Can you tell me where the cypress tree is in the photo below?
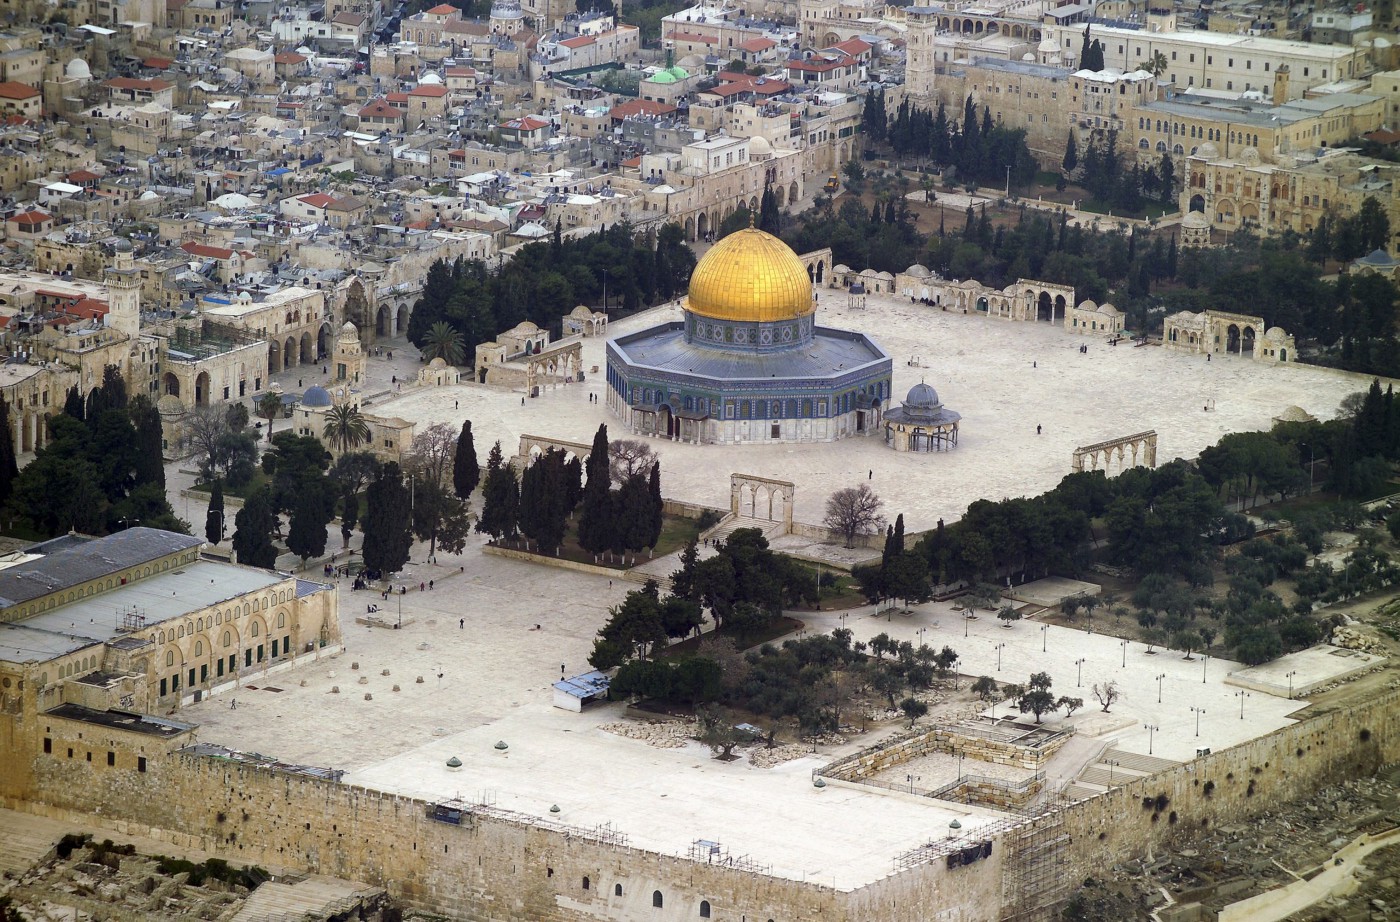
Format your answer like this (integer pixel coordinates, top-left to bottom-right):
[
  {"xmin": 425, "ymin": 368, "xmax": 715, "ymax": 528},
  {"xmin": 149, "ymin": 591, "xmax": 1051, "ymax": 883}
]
[
  {"xmin": 578, "ymin": 425, "xmax": 615, "ymax": 555},
  {"xmin": 362, "ymin": 462, "xmax": 413, "ymax": 574},
  {"xmin": 287, "ymin": 485, "xmax": 330, "ymax": 566},
  {"xmin": 453, "ymin": 420, "xmax": 480, "ymax": 499},
  {"xmin": 129, "ymin": 396, "xmax": 165, "ymax": 490},
  {"xmin": 340, "ymin": 481, "xmax": 358, "ymax": 547},
  {"xmin": 0, "ymin": 397, "xmax": 18, "ymax": 506},
  {"xmin": 647, "ymin": 462, "xmax": 663, "ymax": 548},
  {"xmin": 1062, "ymin": 130, "xmax": 1078, "ymax": 174},
  {"xmin": 205, "ymin": 479, "xmax": 225, "ymax": 544},
  {"xmin": 63, "ymin": 385, "xmax": 85, "ymax": 422},
  {"xmin": 232, "ymin": 487, "xmax": 278, "ymax": 569},
  {"xmin": 476, "ymin": 442, "xmax": 520, "ymax": 541}
]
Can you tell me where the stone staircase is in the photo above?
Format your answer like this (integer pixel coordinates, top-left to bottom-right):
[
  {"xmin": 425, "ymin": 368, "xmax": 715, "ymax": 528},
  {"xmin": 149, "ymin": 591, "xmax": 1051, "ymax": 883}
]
[
  {"xmin": 230, "ymin": 875, "xmax": 383, "ymax": 922},
  {"xmin": 1074, "ymin": 748, "xmax": 1181, "ymax": 791},
  {"xmin": 0, "ymin": 810, "xmax": 67, "ymax": 882},
  {"xmin": 701, "ymin": 514, "xmax": 787, "ymax": 544}
]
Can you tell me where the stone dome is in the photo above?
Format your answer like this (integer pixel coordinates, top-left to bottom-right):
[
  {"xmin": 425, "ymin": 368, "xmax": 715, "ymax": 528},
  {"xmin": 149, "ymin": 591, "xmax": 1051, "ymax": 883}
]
[
  {"xmin": 906, "ymin": 264, "xmax": 931, "ymax": 278},
  {"xmin": 427, "ymin": 356, "xmax": 448, "ymax": 368},
  {"xmin": 906, "ymin": 382, "xmax": 940, "ymax": 407},
  {"xmin": 686, "ymin": 227, "xmax": 813, "ymax": 323},
  {"xmin": 113, "ymin": 237, "xmax": 133, "ymax": 253},
  {"xmin": 301, "ymin": 385, "xmax": 333, "ymax": 407},
  {"xmin": 1183, "ymin": 211, "xmax": 1210, "ymax": 228},
  {"xmin": 157, "ymin": 394, "xmax": 184, "ymax": 415},
  {"xmin": 66, "ymin": 57, "xmax": 91, "ymax": 79},
  {"xmin": 419, "ymin": 72, "xmax": 443, "ymax": 84},
  {"xmin": 1196, "ymin": 141, "xmax": 1220, "ymax": 161},
  {"xmin": 748, "ymin": 134, "xmax": 772, "ymax": 158}
]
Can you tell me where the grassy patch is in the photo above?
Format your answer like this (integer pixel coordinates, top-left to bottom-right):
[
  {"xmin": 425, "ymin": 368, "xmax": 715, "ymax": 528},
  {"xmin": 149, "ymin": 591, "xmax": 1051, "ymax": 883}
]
[
  {"xmin": 1076, "ymin": 197, "xmax": 1174, "ymax": 221},
  {"xmin": 816, "ymin": 575, "xmax": 871, "ymax": 611},
  {"xmin": 496, "ymin": 513, "xmax": 703, "ymax": 571},
  {"xmin": 190, "ymin": 471, "xmax": 270, "ymax": 500}
]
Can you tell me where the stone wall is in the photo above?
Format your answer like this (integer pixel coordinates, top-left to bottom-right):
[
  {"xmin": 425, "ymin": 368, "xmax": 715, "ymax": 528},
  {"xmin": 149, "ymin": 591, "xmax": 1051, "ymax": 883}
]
[
  {"xmin": 3, "ymin": 683, "xmax": 1397, "ymax": 921},
  {"xmin": 824, "ymin": 724, "xmax": 1073, "ymax": 780}
]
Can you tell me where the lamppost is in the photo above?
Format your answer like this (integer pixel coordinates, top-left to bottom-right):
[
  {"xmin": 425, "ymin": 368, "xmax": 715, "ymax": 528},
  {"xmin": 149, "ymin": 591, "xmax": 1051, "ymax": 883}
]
[
  {"xmin": 1286, "ymin": 669, "xmax": 1298, "ymax": 700},
  {"xmin": 1191, "ymin": 706, "xmax": 1205, "ymax": 737},
  {"xmin": 1121, "ymin": 639, "xmax": 1129, "ymax": 668},
  {"xmin": 995, "ymin": 642, "xmax": 1007, "ymax": 672},
  {"xmin": 839, "ymin": 612, "xmax": 849, "ymax": 632},
  {"xmin": 1202, "ymin": 653, "xmax": 1209, "ymax": 684},
  {"xmin": 1156, "ymin": 672, "xmax": 1166, "ymax": 704},
  {"xmin": 1075, "ymin": 657, "xmax": 1086, "ymax": 687},
  {"xmin": 601, "ymin": 267, "xmax": 609, "ymax": 314},
  {"xmin": 955, "ymin": 748, "xmax": 965, "ymax": 781},
  {"xmin": 1235, "ymin": 690, "xmax": 1250, "ymax": 720},
  {"xmin": 1145, "ymin": 724, "xmax": 1159, "ymax": 755},
  {"xmin": 964, "ymin": 609, "xmax": 970, "ymax": 637},
  {"xmin": 1106, "ymin": 758, "xmax": 1120, "ymax": 785},
  {"xmin": 1040, "ymin": 623, "xmax": 1047, "ymax": 653},
  {"xmin": 918, "ymin": 626, "xmax": 927, "ymax": 648},
  {"xmin": 906, "ymin": 773, "xmax": 920, "ymax": 793}
]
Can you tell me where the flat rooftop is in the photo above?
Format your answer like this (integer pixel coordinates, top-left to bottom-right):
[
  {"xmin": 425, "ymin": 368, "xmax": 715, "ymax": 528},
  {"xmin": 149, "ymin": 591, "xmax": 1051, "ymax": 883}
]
[
  {"xmin": 45, "ymin": 703, "xmax": 195, "ymax": 737},
  {"xmin": 0, "ymin": 559, "xmax": 287, "ymax": 664}
]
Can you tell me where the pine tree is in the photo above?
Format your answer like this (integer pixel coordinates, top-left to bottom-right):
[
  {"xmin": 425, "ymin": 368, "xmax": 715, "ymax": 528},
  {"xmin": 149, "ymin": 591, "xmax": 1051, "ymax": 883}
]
[
  {"xmin": 362, "ymin": 462, "xmax": 413, "ymax": 574},
  {"xmin": 63, "ymin": 385, "xmax": 84, "ymax": 422},
  {"xmin": 0, "ymin": 397, "xmax": 18, "ymax": 507},
  {"xmin": 232, "ymin": 488, "xmax": 278, "ymax": 569},
  {"xmin": 616, "ymin": 474, "xmax": 652, "ymax": 556},
  {"xmin": 758, "ymin": 186, "xmax": 781, "ymax": 235},
  {"xmin": 1079, "ymin": 24, "xmax": 1093, "ymax": 69},
  {"xmin": 671, "ymin": 537, "xmax": 700, "ymax": 601},
  {"xmin": 205, "ymin": 479, "xmax": 225, "ymax": 544},
  {"xmin": 453, "ymin": 420, "xmax": 479, "ymax": 499}
]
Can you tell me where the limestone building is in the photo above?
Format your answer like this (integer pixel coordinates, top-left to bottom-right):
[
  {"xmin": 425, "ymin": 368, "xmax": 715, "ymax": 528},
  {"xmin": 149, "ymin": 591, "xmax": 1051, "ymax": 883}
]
[
  {"xmin": 0, "ymin": 528, "xmax": 341, "ymax": 723},
  {"xmin": 606, "ymin": 227, "xmax": 892, "ymax": 443}
]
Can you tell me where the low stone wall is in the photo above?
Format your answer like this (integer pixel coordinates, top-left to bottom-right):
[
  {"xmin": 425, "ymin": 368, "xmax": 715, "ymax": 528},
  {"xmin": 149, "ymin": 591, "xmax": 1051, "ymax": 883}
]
[
  {"xmin": 824, "ymin": 724, "xmax": 1073, "ymax": 781},
  {"xmin": 481, "ymin": 544, "xmax": 623, "ymax": 578},
  {"xmin": 939, "ymin": 774, "xmax": 1044, "ymax": 811}
]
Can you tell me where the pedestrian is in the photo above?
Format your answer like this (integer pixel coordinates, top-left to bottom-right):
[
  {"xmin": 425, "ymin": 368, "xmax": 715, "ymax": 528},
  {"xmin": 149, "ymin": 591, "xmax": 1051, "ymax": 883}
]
[
  {"xmin": 1207, "ymin": 353, "xmax": 1211, "ymax": 362},
  {"xmin": 298, "ymin": 378, "xmax": 303, "ymax": 387},
  {"xmin": 429, "ymin": 580, "xmax": 434, "ymax": 590},
  {"xmin": 608, "ymin": 579, "xmax": 613, "ymax": 589},
  {"xmin": 868, "ymin": 469, "xmax": 872, "ymax": 480},
  {"xmin": 522, "ymin": 397, "xmax": 526, "ymax": 405},
  {"xmin": 323, "ymin": 365, "xmax": 328, "ymax": 374},
  {"xmin": 391, "ymin": 375, "xmax": 396, "ymax": 384},
  {"xmin": 420, "ymin": 581, "xmax": 425, "ymax": 591},
  {"xmin": 455, "ymin": 400, "xmax": 459, "ymax": 409},
  {"xmin": 1032, "ymin": 361, "xmax": 1037, "ymax": 368},
  {"xmin": 388, "ymin": 351, "xmax": 392, "ymax": 360},
  {"xmin": 230, "ymin": 698, "xmax": 237, "ymax": 709},
  {"xmin": 1036, "ymin": 424, "xmax": 1042, "ymax": 435},
  {"xmin": 459, "ymin": 618, "xmax": 464, "ymax": 629}
]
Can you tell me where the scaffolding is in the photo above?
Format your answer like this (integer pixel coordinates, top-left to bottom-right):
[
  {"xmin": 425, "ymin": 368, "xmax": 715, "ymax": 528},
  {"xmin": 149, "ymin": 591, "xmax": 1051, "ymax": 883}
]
[
  {"xmin": 999, "ymin": 805, "xmax": 1072, "ymax": 920},
  {"xmin": 166, "ymin": 320, "xmax": 263, "ymax": 362},
  {"xmin": 117, "ymin": 605, "xmax": 147, "ymax": 634},
  {"xmin": 687, "ymin": 840, "xmax": 771, "ymax": 875}
]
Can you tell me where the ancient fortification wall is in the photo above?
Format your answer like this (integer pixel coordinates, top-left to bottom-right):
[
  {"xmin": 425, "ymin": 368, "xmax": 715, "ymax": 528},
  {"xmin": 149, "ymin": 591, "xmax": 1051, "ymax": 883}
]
[{"xmin": 4, "ymin": 688, "xmax": 1397, "ymax": 920}]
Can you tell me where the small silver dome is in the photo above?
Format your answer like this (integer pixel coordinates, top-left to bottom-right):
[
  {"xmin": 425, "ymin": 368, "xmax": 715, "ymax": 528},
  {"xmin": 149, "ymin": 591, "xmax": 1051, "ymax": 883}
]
[{"xmin": 300, "ymin": 385, "xmax": 333, "ymax": 407}]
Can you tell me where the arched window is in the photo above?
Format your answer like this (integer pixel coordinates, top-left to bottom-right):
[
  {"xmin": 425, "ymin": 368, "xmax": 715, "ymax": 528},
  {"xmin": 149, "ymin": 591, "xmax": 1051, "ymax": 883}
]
[
  {"xmin": 277, "ymin": 613, "xmax": 286, "ymax": 629},
  {"xmin": 166, "ymin": 651, "xmax": 175, "ymax": 666},
  {"xmin": 223, "ymin": 631, "xmax": 232, "ymax": 647},
  {"xmin": 615, "ymin": 884, "xmax": 623, "ymax": 897},
  {"xmin": 582, "ymin": 877, "xmax": 590, "ymax": 890},
  {"xmin": 700, "ymin": 901, "xmax": 711, "ymax": 917},
  {"xmin": 251, "ymin": 622, "xmax": 260, "ymax": 637},
  {"xmin": 194, "ymin": 640, "xmax": 203, "ymax": 656},
  {"xmin": 653, "ymin": 891, "xmax": 663, "ymax": 908}
]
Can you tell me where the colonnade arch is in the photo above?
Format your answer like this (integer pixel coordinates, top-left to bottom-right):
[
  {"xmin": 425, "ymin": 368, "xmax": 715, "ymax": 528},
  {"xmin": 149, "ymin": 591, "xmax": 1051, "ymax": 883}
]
[
  {"xmin": 729, "ymin": 473, "xmax": 795, "ymax": 533},
  {"xmin": 1071, "ymin": 430, "xmax": 1158, "ymax": 475}
]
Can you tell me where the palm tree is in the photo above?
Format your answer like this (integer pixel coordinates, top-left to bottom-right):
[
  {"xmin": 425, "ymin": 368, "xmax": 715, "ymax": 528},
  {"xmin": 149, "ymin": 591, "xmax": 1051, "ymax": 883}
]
[
  {"xmin": 256, "ymin": 392, "xmax": 282, "ymax": 440},
  {"xmin": 323, "ymin": 404, "xmax": 371, "ymax": 454},
  {"xmin": 421, "ymin": 321, "xmax": 466, "ymax": 365},
  {"xmin": 1146, "ymin": 51, "xmax": 1168, "ymax": 77}
]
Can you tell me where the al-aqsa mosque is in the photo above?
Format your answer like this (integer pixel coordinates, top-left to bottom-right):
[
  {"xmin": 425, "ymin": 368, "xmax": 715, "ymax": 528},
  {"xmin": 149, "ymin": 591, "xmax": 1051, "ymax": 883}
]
[{"xmin": 605, "ymin": 227, "xmax": 892, "ymax": 444}]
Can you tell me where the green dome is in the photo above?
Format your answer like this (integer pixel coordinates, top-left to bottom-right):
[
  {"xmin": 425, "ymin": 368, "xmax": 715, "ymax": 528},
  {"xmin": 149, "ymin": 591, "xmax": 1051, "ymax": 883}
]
[{"xmin": 651, "ymin": 70, "xmax": 677, "ymax": 84}]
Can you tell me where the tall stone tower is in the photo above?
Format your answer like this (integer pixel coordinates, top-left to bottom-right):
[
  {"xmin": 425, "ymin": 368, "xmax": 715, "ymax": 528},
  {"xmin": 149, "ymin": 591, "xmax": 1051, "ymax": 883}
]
[
  {"xmin": 334, "ymin": 322, "xmax": 365, "ymax": 385},
  {"xmin": 104, "ymin": 238, "xmax": 141, "ymax": 340},
  {"xmin": 904, "ymin": 7, "xmax": 939, "ymax": 102}
]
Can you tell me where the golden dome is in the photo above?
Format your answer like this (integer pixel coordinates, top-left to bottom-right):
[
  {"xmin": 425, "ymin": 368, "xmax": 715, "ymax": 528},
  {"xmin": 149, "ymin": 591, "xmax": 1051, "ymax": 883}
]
[{"xmin": 687, "ymin": 227, "xmax": 813, "ymax": 323}]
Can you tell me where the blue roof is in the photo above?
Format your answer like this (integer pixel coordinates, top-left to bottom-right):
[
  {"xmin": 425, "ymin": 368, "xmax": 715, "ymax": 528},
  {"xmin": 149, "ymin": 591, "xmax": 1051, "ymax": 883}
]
[
  {"xmin": 265, "ymin": 167, "xmax": 292, "ymax": 176},
  {"xmin": 609, "ymin": 321, "xmax": 890, "ymax": 383},
  {"xmin": 553, "ymin": 670, "xmax": 610, "ymax": 699}
]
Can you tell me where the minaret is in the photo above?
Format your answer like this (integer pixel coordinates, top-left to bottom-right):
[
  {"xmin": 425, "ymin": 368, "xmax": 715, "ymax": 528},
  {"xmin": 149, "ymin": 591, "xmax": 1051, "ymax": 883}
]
[{"xmin": 105, "ymin": 238, "xmax": 141, "ymax": 340}]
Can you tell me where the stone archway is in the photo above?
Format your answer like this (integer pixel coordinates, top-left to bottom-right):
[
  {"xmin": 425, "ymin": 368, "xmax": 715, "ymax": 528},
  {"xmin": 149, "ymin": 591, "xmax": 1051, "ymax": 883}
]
[
  {"xmin": 697, "ymin": 212, "xmax": 709, "ymax": 240},
  {"xmin": 269, "ymin": 339, "xmax": 282, "ymax": 374},
  {"xmin": 396, "ymin": 303, "xmax": 409, "ymax": 336},
  {"xmin": 195, "ymin": 371, "xmax": 211, "ymax": 406},
  {"xmin": 343, "ymin": 277, "xmax": 373, "ymax": 343},
  {"xmin": 284, "ymin": 337, "xmax": 297, "ymax": 368},
  {"xmin": 317, "ymin": 322, "xmax": 331, "ymax": 360},
  {"xmin": 684, "ymin": 216, "xmax": 694, "ymax": 240},
  {"xmin": 376, "ymin": 305, "xmax": 389, "ymax": 337},
  {"xmin": 1071, "ymin": 430, "xmax": 1158, "ymax": 474},
  {"xmin": 300, "ymin": 332, "xmax": 314, "ymax": 365},
  {"xmin": 1037, "ymin": 291, "xmax": 1053, "ymax": 321},
  {"xmin": 729, "ymin": 473, "xmax": 794, "ymax": 533},
  {"xmin": 1241, "ymin": 326, "xmax": 1256, "ymax": 355},
  {"xmin": 163, "ymin": 373, "xmax": 180, "ymax": 398}
]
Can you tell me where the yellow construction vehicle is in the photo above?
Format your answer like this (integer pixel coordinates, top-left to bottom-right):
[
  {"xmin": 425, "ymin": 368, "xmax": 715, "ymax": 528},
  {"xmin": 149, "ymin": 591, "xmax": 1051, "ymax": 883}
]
[{"xmin": 823, "ymin": 174, "xmax": 840, "ymax": 193}]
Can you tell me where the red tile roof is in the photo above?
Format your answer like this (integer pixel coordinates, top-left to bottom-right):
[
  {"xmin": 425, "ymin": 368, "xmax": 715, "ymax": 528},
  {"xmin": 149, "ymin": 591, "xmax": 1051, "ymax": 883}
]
[
  {"xmin": 738, "ymin": 37, "xmax": 776, "ymax": 52},
  {"xmin": 502, "ymin": 116, "xmax": 549, "ymax": 131},
  {"xmin": 298, "ymin": 193, "xmax": 338, "ymax": 208},
  {"xmin": 275, "ymin": 52, "xmax": 307, "ymax": 64},
  {"xmin": 8, "ymin": 210, "xmax": 51, "ymax": 224},
  {"xmin": 609, "ymin": 98, "xmax": 677, "ymax": 120},
  {"xmin": 0, "ymin": 81, "xmax": 39, "ymax": 100},
  {"xmin": 409, "ymin": 84, "xmax": 449, "ymax": 96},
  {"xmin": 425, "ymin": 3, "xmax": 458, "ymax": 12},
  {"xmin": 68, "ymin": 169, "xmax": 101, "ymax": 183},
  {"xmin": 559, "ymin": 34, "xmax": 595, "ymax": 48},
  {"xmin": 181, "ymin": 241, "xmax": 235, "ymax": 260},
  {"xmin": 359, "ymin": 99, "xmax": 400, "ymax": 118},
  {"xmin": 105, "ymin": 77, "xmax": 173, "ymax": 91},
  {"xmin": 666, "ymin": 30, "xmax": 717, "ymax": 43},
  {"xmin": 829, "ymin": 37, "xmax": 872, "ymax": 56},
  {"xmin": 143, "ymin": 56, "xmax": 173, "ymax": 69}
]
